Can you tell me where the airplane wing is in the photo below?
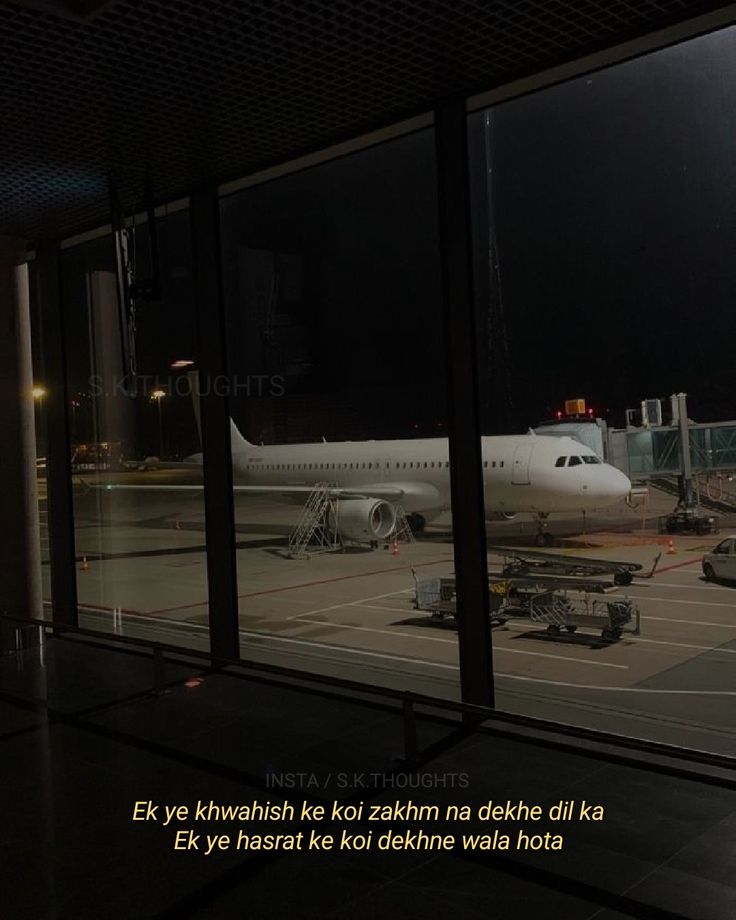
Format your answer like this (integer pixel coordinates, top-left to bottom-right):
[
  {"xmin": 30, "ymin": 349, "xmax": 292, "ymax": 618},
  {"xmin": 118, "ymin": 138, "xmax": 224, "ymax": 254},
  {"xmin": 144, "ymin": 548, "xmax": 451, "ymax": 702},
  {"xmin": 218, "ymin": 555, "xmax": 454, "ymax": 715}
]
[{"xmin": 93, "ymin": 482, "xmax": 409, "ymax": 501}]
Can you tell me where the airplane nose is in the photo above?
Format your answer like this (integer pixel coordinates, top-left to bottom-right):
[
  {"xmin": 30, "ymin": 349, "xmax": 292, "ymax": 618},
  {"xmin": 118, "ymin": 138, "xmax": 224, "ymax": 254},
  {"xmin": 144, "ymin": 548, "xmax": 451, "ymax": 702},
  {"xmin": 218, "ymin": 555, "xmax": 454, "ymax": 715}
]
[
  {"xmin": 603, "ymin": 467, "xmax": 632, "ymax": 501},
  {"xmin": 579, "ymin": 465, "xmax": 631, "ymax": 504}
]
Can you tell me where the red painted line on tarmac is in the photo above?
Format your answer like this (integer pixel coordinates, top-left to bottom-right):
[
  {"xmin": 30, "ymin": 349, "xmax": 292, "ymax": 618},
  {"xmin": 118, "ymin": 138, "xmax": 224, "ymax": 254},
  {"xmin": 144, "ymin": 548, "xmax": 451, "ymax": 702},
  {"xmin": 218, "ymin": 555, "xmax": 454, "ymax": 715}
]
[
  {"xmin": 57, "ymin": 556, "xmax": 454, "ymax": 618},
  {"xmin": 653, "ymin": 557, "xmax": 703, "ymax": 575},
  {"xmin": 231, "ymin": 557, "xmax": 452, "ymax": 603}
]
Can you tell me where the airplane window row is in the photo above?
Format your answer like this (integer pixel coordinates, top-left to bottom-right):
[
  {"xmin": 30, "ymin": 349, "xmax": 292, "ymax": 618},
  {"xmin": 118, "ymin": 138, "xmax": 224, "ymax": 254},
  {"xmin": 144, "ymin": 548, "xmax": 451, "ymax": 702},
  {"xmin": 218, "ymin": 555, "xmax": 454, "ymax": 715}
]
[
  {"xmin": 242, "ymin": 459, "xmax": 508, "ymax": 472},
  {"xmin": 244, "ymin": 461, "xmax": 454, "ymax": 471},
  {"xmin": 555, "ymin": 455, "xmax": 602, "ymax": 467}
]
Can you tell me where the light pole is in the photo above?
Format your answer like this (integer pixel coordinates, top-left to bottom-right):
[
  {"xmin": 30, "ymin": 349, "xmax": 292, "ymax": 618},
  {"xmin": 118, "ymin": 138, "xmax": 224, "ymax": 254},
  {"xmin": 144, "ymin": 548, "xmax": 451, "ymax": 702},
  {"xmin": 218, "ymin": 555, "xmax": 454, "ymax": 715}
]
[
  {"xmin": 70, "ymin": 397, "xmax": 80, "ymax": 443},
  {"xmin": 151, "ymin": 389, "xmax": 166, "ymax": 458}
]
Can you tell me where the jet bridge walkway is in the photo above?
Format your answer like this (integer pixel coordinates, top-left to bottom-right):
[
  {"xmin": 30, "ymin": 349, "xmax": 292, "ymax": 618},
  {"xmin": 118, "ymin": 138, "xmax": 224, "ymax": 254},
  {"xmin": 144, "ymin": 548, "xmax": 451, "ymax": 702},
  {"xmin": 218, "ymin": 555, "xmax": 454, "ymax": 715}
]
[{"xmin": 650, "ymin": 475, "xmax": 736, "ymax": 516}]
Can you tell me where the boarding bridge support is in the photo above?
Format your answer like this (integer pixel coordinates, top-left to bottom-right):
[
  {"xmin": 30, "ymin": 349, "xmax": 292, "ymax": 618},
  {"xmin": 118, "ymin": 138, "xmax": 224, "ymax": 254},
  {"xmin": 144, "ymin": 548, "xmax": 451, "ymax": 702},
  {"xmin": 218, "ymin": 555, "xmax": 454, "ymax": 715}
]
[{"xmin": 288, "ymin": 482, "xmax": 340, "ymax": 559}]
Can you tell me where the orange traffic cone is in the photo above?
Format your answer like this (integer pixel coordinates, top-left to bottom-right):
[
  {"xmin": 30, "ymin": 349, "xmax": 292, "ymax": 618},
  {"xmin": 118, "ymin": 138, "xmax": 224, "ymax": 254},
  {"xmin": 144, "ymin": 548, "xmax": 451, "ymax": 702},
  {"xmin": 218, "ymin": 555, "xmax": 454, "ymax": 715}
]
[
  {"xmin": 666, "ymin": 539, "xmax": 676, "ymax": 555},
  {"xmin": 391, "ymin": 539, "xmax": 399, "ymax": 556},
  {"xmin": 80, "ymin": 555, "xmax": 89, "ymax": 571}
]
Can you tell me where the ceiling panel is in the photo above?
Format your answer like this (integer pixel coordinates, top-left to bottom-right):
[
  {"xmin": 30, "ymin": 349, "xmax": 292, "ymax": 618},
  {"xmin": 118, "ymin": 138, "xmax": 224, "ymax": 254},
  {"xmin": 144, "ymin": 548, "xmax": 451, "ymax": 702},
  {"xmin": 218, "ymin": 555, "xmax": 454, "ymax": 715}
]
[{"xmin": 0, "ymin": 0, "xmax": 729, "ymax": 240}]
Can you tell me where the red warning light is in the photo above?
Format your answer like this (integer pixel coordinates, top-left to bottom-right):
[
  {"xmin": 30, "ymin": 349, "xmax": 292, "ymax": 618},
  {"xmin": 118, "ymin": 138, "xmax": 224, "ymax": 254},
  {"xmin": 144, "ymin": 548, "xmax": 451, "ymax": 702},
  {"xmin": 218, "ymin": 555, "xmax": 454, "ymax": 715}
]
[
  {"xmin": 556, "ymin": 411, "xmax": 562, "ymax": 420},
  {"xmin": 587, "ymin": 408, "xmax": 594, "ymax": 417}
]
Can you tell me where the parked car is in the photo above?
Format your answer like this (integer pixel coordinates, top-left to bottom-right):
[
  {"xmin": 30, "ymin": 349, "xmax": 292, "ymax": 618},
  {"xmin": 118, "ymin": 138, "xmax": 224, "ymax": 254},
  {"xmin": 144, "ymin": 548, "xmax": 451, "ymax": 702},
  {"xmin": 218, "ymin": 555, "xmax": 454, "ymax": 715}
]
[{"xmin": 702, "ymin": 536, "xmax": 736, "ymax": 581}]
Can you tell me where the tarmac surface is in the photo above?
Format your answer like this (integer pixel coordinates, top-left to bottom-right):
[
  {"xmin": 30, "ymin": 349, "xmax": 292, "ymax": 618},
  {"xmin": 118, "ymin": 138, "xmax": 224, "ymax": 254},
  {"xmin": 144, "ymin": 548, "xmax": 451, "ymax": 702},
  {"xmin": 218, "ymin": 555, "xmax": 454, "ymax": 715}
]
[{"xmin": 38, "ymin": 471, "xmax": 736, "ymax": 756}]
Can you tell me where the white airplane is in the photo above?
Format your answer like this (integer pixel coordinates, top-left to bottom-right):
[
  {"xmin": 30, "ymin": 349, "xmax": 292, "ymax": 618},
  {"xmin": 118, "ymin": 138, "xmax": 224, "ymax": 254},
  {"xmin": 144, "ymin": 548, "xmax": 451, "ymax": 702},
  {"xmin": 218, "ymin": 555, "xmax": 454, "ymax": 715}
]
[{"xmin": 111, "ymin": 420, "xmax": 631, "ymax": 546}]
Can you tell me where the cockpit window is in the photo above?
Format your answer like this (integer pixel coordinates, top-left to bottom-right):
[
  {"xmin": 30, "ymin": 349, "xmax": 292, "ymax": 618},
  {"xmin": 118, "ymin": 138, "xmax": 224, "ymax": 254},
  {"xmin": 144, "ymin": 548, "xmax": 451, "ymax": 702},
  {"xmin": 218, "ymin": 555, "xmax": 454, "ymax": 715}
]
[
  {"xmin": 568, "ymin": 456, "xmax": 582, "ymax": 466},
  {"xmin": 555, "ymin": 457, "xmax": 566, "ymax": 467},
  {"xmin": 581, "ymin": 455, "xmax": 601, "ymax": 464}
]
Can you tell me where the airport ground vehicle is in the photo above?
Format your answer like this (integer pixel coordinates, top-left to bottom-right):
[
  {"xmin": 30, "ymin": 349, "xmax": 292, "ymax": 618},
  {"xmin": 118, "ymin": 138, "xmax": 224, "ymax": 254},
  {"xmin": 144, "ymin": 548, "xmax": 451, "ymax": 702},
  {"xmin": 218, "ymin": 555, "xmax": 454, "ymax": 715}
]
[
  {"xmin": 413, "ymin": 573, "xmax": 640, "ymax": 640},
  {"xmin": 702, "ymin": 535, "xmax": 736, "ymax": 581},
  {"xmin": 659, "ymin": 509, "xmax": 717, "ymax": 536},
  {"xmin": 488, "ymin": 545, "xmax": 654, "ymax": 586}
]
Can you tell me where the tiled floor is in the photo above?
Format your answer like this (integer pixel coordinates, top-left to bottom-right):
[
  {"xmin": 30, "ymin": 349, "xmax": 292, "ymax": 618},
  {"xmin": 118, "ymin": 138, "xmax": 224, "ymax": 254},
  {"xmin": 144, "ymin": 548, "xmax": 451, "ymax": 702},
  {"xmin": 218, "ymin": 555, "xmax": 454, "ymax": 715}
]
[{"xmin": 1, "ymin": 638, "xmax": 734, "ymax": 919}]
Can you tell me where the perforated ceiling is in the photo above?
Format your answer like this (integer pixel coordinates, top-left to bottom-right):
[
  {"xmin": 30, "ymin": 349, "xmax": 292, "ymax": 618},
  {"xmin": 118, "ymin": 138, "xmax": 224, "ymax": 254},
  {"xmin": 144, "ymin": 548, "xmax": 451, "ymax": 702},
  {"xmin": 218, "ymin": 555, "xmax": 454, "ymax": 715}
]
[{"xmin": 0, "ymin": 0, "xmax": 730, "ymax": 241}]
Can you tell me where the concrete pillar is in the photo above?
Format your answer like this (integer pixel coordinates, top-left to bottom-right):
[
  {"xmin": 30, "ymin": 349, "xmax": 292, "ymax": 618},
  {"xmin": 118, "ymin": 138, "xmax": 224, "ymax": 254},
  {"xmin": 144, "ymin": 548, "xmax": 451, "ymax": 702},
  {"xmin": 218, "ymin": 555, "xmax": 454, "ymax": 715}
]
[{"xmin": 0, "ymin": 237, "xmax": 43, "ymax": 651}]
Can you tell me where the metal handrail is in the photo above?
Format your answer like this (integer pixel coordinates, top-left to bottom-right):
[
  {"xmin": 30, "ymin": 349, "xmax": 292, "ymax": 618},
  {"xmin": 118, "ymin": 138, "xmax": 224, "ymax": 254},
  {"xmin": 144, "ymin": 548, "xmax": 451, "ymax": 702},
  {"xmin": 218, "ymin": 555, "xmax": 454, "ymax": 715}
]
[{"xmin": 2, "ymin": 611, "xmax": 735, "ymax": 784}]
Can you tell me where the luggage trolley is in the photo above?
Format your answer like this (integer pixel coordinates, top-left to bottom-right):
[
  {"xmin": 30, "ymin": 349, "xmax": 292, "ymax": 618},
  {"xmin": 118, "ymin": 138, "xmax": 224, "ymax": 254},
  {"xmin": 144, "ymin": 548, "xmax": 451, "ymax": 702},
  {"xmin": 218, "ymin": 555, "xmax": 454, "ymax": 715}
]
[
  {"xmin": 524, "ymin": 589, "xmax": 640, "ymax": 641},
  {"xmin": 412, "ymin": 573, "xmax": 510, "ymax": 625}
]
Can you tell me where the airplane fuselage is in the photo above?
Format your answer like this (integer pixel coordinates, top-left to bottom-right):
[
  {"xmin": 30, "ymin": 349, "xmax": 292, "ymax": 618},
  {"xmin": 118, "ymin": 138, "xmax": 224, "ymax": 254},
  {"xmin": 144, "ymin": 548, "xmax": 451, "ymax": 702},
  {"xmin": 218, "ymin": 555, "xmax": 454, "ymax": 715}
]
[{"xmin": 230, "ymin": 432, "xmax": 631, "ymax": 521}]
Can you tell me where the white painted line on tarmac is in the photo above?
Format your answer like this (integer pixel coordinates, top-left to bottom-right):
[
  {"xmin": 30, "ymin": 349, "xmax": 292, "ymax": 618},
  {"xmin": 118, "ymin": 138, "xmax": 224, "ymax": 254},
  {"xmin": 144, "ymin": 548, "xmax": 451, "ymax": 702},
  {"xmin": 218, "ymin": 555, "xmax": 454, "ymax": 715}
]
[
  {"xmin": 83, "ymin": 607, "xmax": 736, "ymax": 696},
  {"xmin": 645, "ymin": 581, "xmax": 736, "ymax": 591},
  {"xmin": 295, "ymin": 616, "xmax": 455, "ymax": 644},
  {"xmin": 629, "ymin": 595, "xmax": 736, "ymax": 608},
  {"xmin": 237, "ymin": 629, "xmax": 459, "ymax": 671},
  {"xmin": 349, "ymin": 602, "xmax": 418, "ymax": 615},
  {"xmin": 495, "ymin": 674, "xmax": 736, "ymax": 695},
  {"xmin": 285, "ymin": 588, "xmax": 414, "ymax": 621},
  {"xmin": 238, "ymin": 628, "xmax": 736, "ymax": 694},
  {"xmin": 293, "ymin": 616, "xmax": 627, "ymax": 669},
  {"xmin": 629, "ymin": 636, "xmax": 736, "ymax": 655},
  {"xmin": 644, "ymin": 615, "xmax": 736, "ymax": 630}
]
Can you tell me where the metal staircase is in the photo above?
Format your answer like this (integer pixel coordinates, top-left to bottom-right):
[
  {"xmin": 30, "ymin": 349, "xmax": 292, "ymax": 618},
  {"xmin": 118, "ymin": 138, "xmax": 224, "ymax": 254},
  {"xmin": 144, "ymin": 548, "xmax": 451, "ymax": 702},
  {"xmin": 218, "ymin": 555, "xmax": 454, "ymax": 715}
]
[
  {"xmin": 391, "ymin": 505, "xmax": 416, "ymax": 544},
  {"xmin": 287, "ymin": 482, "xmax": 340, "ymax": 559},
  {"xmin": 529, "ymin": 594, "xmax": 572, "ymax": 628}
]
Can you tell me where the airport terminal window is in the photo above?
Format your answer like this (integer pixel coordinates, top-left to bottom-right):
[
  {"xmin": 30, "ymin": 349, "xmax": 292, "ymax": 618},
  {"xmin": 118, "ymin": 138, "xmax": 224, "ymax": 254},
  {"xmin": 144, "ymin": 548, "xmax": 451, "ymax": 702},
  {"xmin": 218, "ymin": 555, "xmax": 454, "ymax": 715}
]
[
  {"xmin": 220, "ymin": 127, "xmax": 458, "ymax": 695},
  {"xmin": 60, "ymin": 212, "xmax": 208, "ymax": 648},
  {"xmin": 468, "ymin": 26, "xmax": 736, "ymax": 756}
]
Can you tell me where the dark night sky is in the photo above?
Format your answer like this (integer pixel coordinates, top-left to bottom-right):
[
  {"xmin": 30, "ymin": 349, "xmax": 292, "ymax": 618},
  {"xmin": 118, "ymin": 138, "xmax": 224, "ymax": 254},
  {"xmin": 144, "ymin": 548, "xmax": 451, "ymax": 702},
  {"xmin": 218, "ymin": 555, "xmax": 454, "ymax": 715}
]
[
  {"xmin": 54, "ymin": 25, "xmax": 736, "ymax": 453},
  {"xmin": 486, "ymin": 26, "xmax": 736, "ymax": 427}
]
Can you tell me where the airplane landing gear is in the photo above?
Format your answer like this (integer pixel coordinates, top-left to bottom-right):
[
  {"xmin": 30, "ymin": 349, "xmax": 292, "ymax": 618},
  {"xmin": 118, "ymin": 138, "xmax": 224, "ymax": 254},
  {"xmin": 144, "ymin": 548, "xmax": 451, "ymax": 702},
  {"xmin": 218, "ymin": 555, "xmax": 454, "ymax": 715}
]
[
  {"xmin": 406, "ymin": 513, "xmax": 426, "ymax": 533},
  {"xmin": 535, "ymin": 514, "xmax": 554, "ymax": 547}
]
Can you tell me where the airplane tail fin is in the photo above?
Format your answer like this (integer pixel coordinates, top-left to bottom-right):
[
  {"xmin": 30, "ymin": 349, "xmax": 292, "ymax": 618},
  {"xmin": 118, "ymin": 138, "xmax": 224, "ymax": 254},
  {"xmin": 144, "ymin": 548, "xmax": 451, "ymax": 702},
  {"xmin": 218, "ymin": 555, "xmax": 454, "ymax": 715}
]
[
  {"xmin": 188, "ymin": 371, "xmax": 257, "ymax": 455},
  {"xmin": 230, "ymin": 418, "xmax": 258, "ymax": 454}
]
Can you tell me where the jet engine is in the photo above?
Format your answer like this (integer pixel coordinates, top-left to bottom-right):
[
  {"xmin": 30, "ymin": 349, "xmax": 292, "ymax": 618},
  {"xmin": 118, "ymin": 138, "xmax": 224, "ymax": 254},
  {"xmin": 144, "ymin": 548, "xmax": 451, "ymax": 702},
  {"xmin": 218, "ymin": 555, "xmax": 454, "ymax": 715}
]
[
  {"xmin": 329, "ymin": 499, "xmax": 397, "ymax": 543},
  {"xmin": 486, "ymin": 512, "xmax": 517, "ymax": 521}
]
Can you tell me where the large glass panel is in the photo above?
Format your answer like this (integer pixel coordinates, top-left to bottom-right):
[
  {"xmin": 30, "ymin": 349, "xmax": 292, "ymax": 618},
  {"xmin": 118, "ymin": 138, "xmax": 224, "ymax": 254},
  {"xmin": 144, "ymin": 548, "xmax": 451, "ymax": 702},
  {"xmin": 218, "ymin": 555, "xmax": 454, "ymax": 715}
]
[
  {"xmin": 221, "ymin": 129, "xmax": 460, "ymax": 695},
  {"xmin": 61, "ymin": 211, "xmax": 208, "ymax": 647},
  {"xmin": 469, "ymin": 28, "xmax": 736, "ymax": 755}
]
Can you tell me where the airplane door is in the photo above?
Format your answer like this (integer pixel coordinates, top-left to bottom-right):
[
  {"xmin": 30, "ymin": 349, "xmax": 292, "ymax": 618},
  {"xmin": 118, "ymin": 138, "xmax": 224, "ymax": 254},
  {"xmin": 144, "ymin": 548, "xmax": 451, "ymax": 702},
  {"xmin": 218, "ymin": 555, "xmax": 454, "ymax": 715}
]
[
  {"xmin": 511, "ymin": 443, "xmax": 533, "ymax": 484},
  {"xmin": 380, "ymin": 459, "xmax": 391, "ymax": 481}
]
